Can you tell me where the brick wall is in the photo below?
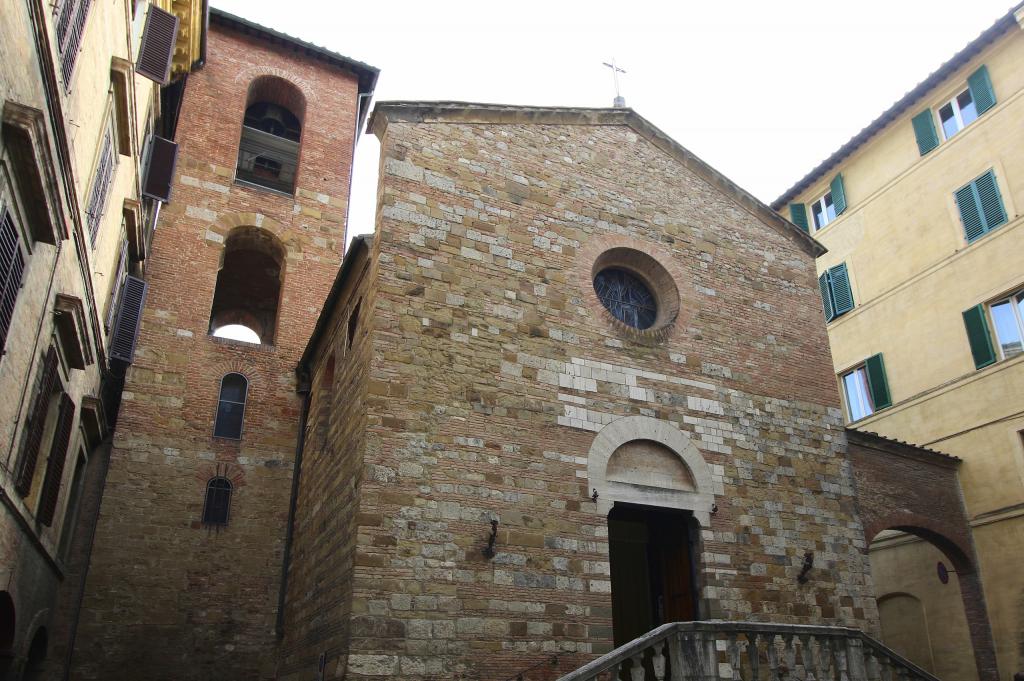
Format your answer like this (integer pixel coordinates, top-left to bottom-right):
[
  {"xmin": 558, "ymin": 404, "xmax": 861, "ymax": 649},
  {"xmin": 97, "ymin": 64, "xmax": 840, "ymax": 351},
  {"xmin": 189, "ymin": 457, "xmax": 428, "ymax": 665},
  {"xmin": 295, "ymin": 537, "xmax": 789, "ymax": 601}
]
[
  {"xmin": 846, "ymin": 429, "xmax": 998, "ymax": 681},
  {"xmin": 69, "ymin": 24, "xmax": 362, "ymax": 681},
  {"xmin": 296, "ymin": 103, "xmax": 879, "ymax": 680}
]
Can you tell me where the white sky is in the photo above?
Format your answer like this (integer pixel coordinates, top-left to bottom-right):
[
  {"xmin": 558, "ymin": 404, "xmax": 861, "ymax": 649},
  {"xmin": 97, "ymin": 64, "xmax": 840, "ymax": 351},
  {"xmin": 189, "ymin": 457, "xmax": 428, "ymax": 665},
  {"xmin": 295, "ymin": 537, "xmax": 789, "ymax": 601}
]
[{"xmin": 210, "ymin": 0, "xmax": 1015, "ymax": 245}]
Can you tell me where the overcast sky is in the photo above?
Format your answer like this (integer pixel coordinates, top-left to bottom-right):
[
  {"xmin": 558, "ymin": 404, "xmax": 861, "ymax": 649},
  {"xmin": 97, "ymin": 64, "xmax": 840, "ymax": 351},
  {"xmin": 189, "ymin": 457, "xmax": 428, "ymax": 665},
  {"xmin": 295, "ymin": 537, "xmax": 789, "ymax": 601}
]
[{"xmin": 210, "ymin": 0, "xmax": 1015, "ymax": 244}]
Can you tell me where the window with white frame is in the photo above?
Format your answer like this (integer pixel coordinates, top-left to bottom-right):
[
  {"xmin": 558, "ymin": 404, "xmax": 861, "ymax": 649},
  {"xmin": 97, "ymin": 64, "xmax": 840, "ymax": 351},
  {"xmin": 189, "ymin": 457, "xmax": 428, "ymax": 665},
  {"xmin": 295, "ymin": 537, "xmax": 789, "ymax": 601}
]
[
  {"xmin": 938, "ymin": 87, "xmax": 979, "ymax": 140},
  {"xmin": 989, "ymin": 289, "xmax": 1024, "ymax": 359},
  {"xmin": 839, "ymin": 354, "xmax": 891, "ymax": 423},
  {"xmin": 842, "ymin": 366, "xmax": 874, "ymax": 422},
  {"xmin": 811, "ymin": 191, "xmax": 836, "ymax": 231}
]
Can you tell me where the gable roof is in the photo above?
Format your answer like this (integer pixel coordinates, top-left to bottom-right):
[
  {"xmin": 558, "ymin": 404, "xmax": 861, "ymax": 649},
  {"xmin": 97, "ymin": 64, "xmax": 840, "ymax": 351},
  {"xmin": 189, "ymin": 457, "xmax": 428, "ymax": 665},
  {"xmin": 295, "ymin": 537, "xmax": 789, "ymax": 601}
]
[
  {"xmin": 209, "ymin": 8, "xmax": 379, "ymax": 97},
  {"xmin": 369, "ymin": 101, "xmax": 826, "ymax": 258},
  {"xmin": 771, "ymin": 2, "xmax": 1024, "ymax": 210}
]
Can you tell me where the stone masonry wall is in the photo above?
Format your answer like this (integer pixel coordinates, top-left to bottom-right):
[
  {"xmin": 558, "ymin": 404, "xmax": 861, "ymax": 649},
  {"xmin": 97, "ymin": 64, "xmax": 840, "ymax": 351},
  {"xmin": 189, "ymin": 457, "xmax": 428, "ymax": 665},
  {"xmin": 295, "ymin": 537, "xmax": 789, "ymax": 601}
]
[
  {"xmin": 278, "ymin": 240, "xmax": 376, "ymax": 680},
  {"xmin": 70, "ymin": 26, "xmax": 361, "ymax": 681},
  {"xmin": 309, "ymin": 106, "xmax": 879, "ymax": 680}
]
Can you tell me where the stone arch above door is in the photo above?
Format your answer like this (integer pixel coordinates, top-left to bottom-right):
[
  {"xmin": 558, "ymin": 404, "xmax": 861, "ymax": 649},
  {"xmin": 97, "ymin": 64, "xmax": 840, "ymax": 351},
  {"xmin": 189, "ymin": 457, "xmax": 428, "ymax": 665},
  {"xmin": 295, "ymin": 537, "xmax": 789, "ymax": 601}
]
[{"xmin": 587, "ymin": 415, "xmax": 715, "ymax": 525}]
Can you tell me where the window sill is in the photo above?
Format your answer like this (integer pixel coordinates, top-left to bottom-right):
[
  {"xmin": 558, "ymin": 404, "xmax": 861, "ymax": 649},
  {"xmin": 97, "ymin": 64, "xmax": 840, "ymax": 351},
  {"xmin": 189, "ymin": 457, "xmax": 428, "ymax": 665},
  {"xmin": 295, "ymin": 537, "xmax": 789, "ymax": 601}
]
[
  {"xmin": 233, "ymin": 177, "xmax": 295, "ymax": 198},
  {"xmin": 207, "ymin": 334, "xmax": 276, "ymax": 352}
]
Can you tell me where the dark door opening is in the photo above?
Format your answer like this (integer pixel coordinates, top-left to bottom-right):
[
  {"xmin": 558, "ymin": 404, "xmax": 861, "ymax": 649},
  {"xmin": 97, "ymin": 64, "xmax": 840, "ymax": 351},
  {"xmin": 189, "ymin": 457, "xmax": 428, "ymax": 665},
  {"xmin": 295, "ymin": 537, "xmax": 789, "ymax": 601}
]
[{"xmin": 608, "ymin": 504, "xmax": 697, "ymax": 647}]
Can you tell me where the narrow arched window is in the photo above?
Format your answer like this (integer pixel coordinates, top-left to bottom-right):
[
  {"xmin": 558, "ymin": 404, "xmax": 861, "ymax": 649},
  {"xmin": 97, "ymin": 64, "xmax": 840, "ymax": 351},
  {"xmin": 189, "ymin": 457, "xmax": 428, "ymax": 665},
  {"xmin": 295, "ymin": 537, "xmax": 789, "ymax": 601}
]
[
  {"xmin": 202, "ymin": 477, "xmax": 232, "ymax": 526},
  {"xmin": 236, "ymin": 77, "xmax": 305, "ymax": 194},
  {"xmin": 213, "ymin": 373, "xmax": 247, "ymax": 439}
]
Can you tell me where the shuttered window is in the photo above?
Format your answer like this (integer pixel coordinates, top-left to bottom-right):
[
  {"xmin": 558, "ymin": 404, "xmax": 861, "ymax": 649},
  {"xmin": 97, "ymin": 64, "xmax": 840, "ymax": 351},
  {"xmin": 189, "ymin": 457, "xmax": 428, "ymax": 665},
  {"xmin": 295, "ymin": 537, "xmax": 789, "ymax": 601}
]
[
  {"xmin": 789, "ymin": 203, "xmax": 809, "ymax": 233},
  {"xmin": 0, "ymin": 209, "xmax": 26, "ymax": 354},
  {"xmin": 135, "ymin": 6, "xmax": 179, "ymax": 84},
  {"xmin": 85, "ymin": 122, "xmax": 117, "ymax": 246},
  {"xmin": 109, "ymin": 275, "xmax": 147, "ymax": 363},
  {"xmin": 962, "ymin": 304, "xmax": 997, "ymax": 370},
  {"xmin": 38, "ymin": 393, "xmax": 76, "ymax": 526},
  {"xmin": 16, "ymin": 346, "xmax": 60, "ymax": 496},
  {"xmin": 915, "ymin": 65, "xmax": 996, "ymax": 153},
  {"xmin": 141, "ymin": 135, "xmax": 178, "ymax": 202},
  {"xmin": 54, "ymin": 0, "xmax": 93, "ymax": 86},
  {"xmin": 954, "ymin": 170, "xmax": 1007, "ymax": 243},
  {"xmin": 818, "ymin": 262, "xmax": 855, "ymax": 322},
  {"xmin": 841, "ymin": 353, "xmax": 891, "ymax": 422},
  {"xmin": 105, "ymin": 237, "xmax": 129, "ymax": 332},
  {"xmin": 911, "ymin": 110, "xmax": 939, "ymax": 156},
  {"xmin": 829, "ymin": 174, "xmax": 847, "ymax": 216}
]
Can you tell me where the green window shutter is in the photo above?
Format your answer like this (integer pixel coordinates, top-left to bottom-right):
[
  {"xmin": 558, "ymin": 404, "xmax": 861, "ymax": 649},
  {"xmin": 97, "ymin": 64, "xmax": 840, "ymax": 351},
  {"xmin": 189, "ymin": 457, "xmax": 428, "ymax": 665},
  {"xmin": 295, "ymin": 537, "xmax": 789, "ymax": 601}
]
[
  {"xmin": 829, "ymin": 263, "xmax": 854, "ymax": 316},
  {"xmin": 967, "ymin": 65, "xmax": 996, "ymax": 115},
  {"xmin": 974, "ymin": 170, "xmax": 1007, "ymax": 231},
  {"xmin": 818, "ymin": 272, "xmax": 834, "ymax": 322},
  {"xmin": 830, "ymin": 174, "xmax": 847, "ymax": 215},
  {"xmin": 911, "ymin": 109, "xmax": 939, "ymax": 156},
  {"xmin": 864, "ymin": 353, "xmax": 892, "ymax": 410},
  {"xmin": 955, "ymin": 183, "xmax": 986, "ymax": 242},
  {"xmin": 789, "ymin": 203, "xmax": 809, "ymax": 233},
  {"xmin": 962, "ymin": 304, "xmax": 996, "ymax": 369}
]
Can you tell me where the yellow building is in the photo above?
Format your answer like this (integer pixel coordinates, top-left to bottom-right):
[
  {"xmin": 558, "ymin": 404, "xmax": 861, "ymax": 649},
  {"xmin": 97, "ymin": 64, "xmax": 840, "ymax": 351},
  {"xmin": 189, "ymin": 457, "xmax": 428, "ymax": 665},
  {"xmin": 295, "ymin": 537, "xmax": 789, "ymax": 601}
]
[
  {"xmin": 0, "ymin": 0, "xmax": 203, "ymax": 677},
  {"xmin": 773, "ymin": 4, "xmax": 1024, "ymax": 678}
]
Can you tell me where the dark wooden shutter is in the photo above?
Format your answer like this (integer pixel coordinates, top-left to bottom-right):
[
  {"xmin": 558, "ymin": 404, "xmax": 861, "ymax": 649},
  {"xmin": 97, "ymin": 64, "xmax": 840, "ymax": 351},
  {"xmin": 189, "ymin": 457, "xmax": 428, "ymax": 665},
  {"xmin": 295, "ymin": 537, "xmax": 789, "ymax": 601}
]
[
  {"xmin": 955, "ymin": 183, "xmax": 985, "ymax": 243},
  {"xmin": 829, "ymin": 263, "xmax": 854, "ymax": 316},
  {"xmin": 16, "ymin": 346, "xmax": 60, "ymax": 496},
  {"xmin": 974, "ymin": 170, "xmax": 1006, "ymax": 231},
  {"xmin": 135, "ymin": 6, "xmax": 179, "ymax": 84},
  {"xmin": 911, "ymin": 110, "xmax": 939, "ymax": 156},
  {"xmin": 962, "ymin": 304, "xmax": 996, "ymax": 370},
  {"xmin": 789, "ymin": 203, "xmax": 809, "ymax": 233},
  {"xmin": 0, "ymin": 209, "xmax": 26, "ymax": 353},
  {"xmin": 109, "ymin": 275, "xmax": 147, "ymax": 362},
  {"xmin": 864, "ymin": 353, "xmax": 892, "ymax": 411},
  {"xmin": 818, "ymin": 272, "xmax": 834, "ymax": 322},
  {"xmin": 830, "ymin": 174, "xmax": 847, "ymax": 216},
  {"xmin": 142, "ymin": 136, "xmax": 178, "ymax": 202},
  {"xmin": 967, "ymin": 65, "xmax": 996, "ymax": 115},
  {"xmin": 37, "ymin": 393, "xmax": 75, "ymax": 526}
]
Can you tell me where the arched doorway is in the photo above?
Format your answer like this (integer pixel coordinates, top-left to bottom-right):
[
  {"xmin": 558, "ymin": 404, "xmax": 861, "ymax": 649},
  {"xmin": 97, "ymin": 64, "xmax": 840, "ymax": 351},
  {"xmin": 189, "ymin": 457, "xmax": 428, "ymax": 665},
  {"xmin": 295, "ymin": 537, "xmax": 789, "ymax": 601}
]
[
  {"xmin": 587, "ymin": 416, "xmax": 715, "ymax": 647},
  {"xmin": 22, "ymin": 627, "xmax": 46, "ymax": 681},
  {"xmin": 869, "ymin": 526, "xmax": 977, "ymax": 681},
  {"xmin": 0, "ymin": 592, "xmax": 14, "ymax": 677}
]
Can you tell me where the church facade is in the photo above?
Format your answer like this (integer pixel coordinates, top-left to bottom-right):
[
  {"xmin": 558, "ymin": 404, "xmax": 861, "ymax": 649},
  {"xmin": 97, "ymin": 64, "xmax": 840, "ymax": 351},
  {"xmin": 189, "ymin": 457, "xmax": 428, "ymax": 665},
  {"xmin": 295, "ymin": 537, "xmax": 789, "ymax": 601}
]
[{"xmin": 281, "ymin": 102, "xmax": 883, "ymax": 680}]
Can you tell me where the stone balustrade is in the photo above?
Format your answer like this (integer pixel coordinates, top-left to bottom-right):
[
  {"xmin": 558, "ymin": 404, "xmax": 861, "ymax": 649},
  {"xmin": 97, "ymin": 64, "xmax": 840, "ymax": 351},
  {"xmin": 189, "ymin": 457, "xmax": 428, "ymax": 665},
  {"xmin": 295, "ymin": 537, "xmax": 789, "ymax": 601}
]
[{"xmin": 557, "ymin": 621, "xmax": 940, "ymax": 681}]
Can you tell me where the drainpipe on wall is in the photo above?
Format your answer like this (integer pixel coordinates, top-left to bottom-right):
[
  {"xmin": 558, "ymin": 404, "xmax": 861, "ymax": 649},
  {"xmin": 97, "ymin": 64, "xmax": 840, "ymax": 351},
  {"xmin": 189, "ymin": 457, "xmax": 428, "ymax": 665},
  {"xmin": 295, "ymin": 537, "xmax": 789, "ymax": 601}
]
[{"xmin": 275, "ymin": 370, "xmax": 312, "ymax": 638}]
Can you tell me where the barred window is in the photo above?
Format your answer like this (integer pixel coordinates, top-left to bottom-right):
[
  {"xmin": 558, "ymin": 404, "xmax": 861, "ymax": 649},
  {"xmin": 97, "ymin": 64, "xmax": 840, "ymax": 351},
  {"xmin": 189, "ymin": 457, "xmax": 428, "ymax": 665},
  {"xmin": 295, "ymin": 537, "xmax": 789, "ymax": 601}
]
[
  {"xmin": 85, "ymin": 119, "xmax": 117, "ymax": 245},
  {"xmin": 0, "ymin": 208, "xmax": 26, "ymax": 353},
  {"xmin": 202, "ymin": 477, "xmax": 232, "ymax": 526},
  {"xmin": 213, "ymin": 373, "xmax": 247, "ymax": 439},
  {"xmin": 54, "ymin": 0, "xmax": 93, "ymax": 85}
]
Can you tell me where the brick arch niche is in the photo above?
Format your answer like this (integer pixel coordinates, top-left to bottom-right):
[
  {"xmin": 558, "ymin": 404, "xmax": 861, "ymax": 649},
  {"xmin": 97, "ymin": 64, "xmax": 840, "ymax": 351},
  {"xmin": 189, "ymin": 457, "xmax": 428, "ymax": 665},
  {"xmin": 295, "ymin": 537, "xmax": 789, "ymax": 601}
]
[
  {"xmin": 209, "ymin": 225, "xmax": 286, "ymax": 344},
  {"xmin": 587, "ymin": 415, "xmax": 715, "ymax": 525},
  {"xmin": 846, "ymin": 429, "xmax": 999, "ymax": 681}
]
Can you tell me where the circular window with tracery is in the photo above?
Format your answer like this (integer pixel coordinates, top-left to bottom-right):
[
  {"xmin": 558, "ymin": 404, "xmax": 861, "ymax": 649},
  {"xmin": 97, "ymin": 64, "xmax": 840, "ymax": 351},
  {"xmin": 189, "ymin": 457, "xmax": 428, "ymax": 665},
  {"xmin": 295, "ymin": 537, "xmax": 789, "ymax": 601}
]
[
  {"xmin": 593, "ymin": 268, "xmax": 658, "ymax": 329},
  {"xmin": 589, "ymin": 247, "xmax": 681, "ymax": 339}
]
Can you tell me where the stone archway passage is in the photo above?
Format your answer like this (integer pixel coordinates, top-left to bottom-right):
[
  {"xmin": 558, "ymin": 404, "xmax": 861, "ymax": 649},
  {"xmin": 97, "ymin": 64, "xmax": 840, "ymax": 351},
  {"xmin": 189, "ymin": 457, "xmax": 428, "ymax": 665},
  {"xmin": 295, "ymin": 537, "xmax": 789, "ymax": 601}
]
[{"xmin": 846, "ymin": 428, "xmax": 999, "ymax": 681}]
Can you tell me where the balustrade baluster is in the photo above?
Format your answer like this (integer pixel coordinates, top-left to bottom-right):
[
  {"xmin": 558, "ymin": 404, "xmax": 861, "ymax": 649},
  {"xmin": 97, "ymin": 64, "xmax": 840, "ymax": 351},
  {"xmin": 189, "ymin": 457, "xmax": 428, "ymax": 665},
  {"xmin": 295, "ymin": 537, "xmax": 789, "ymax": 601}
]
[
  {"xmin": 844, "ymin": 639, "xmax": 866, "ymax": 681},
  {"xmin": 746, "ymin": 632, "xmax": 762, "ymax": 681},
  {"xmin": 726, "ymin": 634, "xmax": 743, "ymax": 681},
  {"xmin": 651, "ymin": 640, "xmax": 667, "ymax": 681},
  {"xmin": 630, "ymin": 653, "xmax": 646, "ymax": 681},
  {"xmin": 670, "ymin": 631, "xmax": 693, "ymax": 681},
  {"xmin": 766, "ymin": 635, "xmax": 783, "ymax": 681},
  {"xmin": 815, "ymin": 637, "xmax": 831, "ymax": 680},
  {"xmin": 798, "ymin": 635, "xmax": 815, "ymax": 681},
  {"xmin": 782, "ymin": 634, "xmax": 797, "ymax": 681},
  {"xmin": 835, "ymin": 643, "xmax": 850, "ymax": 681}
]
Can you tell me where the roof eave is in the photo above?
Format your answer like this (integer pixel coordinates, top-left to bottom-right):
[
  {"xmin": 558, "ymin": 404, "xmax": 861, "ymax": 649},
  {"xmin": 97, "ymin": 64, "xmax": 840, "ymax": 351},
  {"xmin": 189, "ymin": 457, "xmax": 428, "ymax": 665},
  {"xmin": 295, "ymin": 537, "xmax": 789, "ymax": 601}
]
[{"xmin": 771, "ymin": 4, "xmax": 1023, "ymax": 210}]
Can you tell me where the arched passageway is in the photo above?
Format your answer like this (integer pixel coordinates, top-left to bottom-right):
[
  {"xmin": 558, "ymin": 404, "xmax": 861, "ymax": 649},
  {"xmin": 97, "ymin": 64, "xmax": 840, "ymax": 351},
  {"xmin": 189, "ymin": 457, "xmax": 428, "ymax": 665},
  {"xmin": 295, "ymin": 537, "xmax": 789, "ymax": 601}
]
[{"xmin": 846, "ymin": 429, "xmax": 999, "ymax": 681}]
